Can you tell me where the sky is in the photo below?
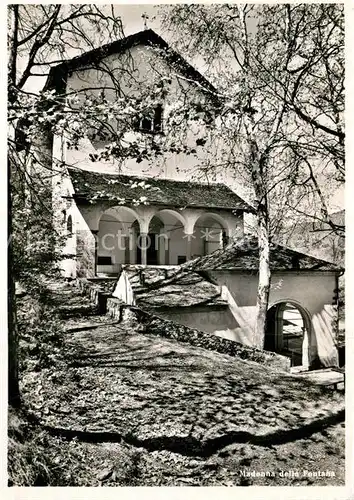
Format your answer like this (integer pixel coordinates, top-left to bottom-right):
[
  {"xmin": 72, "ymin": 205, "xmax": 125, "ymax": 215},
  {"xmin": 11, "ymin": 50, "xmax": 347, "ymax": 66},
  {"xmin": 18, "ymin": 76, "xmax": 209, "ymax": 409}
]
[
  {"xmin": 23, "ymin": 4, "xmax": 167, "ymax": 94},
  {"xmin": 113, "ymin": 4, "xmax": 162, "ymax": 34}
]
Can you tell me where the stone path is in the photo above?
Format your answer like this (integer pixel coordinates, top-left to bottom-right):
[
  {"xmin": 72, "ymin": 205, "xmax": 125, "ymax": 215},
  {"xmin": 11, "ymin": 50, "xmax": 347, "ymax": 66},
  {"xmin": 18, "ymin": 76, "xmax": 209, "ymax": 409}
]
[
  {"xmin": 19, "ymin": 281, "xmax": 345, "ymax": 485},
  {"xmin": 21, "ymin": 283, "xmax": 344, "ymax": 447}
]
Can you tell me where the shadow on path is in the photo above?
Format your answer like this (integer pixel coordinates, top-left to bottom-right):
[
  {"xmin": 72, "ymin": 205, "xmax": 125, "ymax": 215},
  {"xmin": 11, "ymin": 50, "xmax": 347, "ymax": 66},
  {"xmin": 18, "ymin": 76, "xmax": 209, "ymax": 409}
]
[{"xmin": 40, "ymin": 409, "xmax": 344, "ymax": 458}]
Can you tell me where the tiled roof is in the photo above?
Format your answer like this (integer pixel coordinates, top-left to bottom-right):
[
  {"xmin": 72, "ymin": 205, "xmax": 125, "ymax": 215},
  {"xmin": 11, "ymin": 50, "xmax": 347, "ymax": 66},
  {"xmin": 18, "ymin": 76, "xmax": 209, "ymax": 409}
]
[
  {"xmin": 68, "ymin": 167, "xmax": 251, "ymax": 210},
  {"xmin": 181, "ymin": 236, "xmax": 342, "ymax": 272},
  {"xmin": 113, "ymin": 235, "xmax": 341, "ymax": 311},
  {"xmin": 118, "ymin": 266, "xmax": 227, "ymax": 309}
]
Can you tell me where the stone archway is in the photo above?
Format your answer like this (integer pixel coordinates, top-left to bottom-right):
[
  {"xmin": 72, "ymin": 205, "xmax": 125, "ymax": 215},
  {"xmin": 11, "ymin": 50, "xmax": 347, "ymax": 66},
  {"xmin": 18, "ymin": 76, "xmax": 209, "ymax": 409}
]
[
  {"xmin": 265, "ymin": 300, "xmax": 313, "ymax": 369},
  {"xmin": 147, "ymin": 210, "xmax": 187, "ymax": 265},
  {"xmin": 97, "ymin": 206, "xmax": 141, "ymax": 274},
  {"xmin": 191, "ymin": 212, "xmax": 229, "ymax": 258}
]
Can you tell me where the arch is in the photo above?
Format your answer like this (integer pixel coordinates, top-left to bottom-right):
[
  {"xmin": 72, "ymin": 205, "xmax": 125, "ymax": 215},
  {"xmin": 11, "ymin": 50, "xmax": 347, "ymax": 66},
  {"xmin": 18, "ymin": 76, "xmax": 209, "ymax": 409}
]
[
  {"xmin": 190, "ymin": 212, "xmax": 230, "ymax": 259},
  {"xmin": 152, "ymin": 209, "xmax": 187, "ymax": 230},
  {"xmin": 191, "ymin": 212, "xmax": 231, "ymax": 237},
  {"xmin": 96, "ymin": 206, "xmax": 141, "ymax": 274},
  {"xmin": 140, "ymin": 211, "xmax": 187, "ymax": 266},
  {"xmin": 139, "ymin": 210, "xmax": 186, "ymax": 265},
  {"xmin": 100, "ymin": 205, "xmax": 141, "ymax": 230},
  {"xmin": 265, "ymin": 299, "xmax": 313, "ymax": 369},
  {"xmin": 143, "ymin": 215, "xmax": 167, "ymax": 265}
]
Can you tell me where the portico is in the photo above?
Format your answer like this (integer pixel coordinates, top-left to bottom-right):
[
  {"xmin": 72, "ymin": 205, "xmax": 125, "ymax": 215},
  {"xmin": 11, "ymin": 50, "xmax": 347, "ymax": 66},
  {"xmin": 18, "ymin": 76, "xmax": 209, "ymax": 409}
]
[{"xmin": 62, "ymin": 167, "xmax": 251, "ymax": 277}]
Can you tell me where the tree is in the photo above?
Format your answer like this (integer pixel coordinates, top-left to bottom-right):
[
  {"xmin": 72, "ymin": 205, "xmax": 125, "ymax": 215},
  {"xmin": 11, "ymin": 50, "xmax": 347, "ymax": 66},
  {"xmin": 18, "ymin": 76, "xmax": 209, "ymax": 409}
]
[
  {"xmin": 256, "ymin": 4, "xmax": 344, "ymax": 237},
  {"xmin": 161, "ymin": 3, "xmax": 344, "ymax": 347},
  {"xmin": 7, "ymin": 5, "xmax": 207, "ymax": 404},
  {"xmin": 7, "ymin": 4, "xmax": 126, "ymax": 406}
]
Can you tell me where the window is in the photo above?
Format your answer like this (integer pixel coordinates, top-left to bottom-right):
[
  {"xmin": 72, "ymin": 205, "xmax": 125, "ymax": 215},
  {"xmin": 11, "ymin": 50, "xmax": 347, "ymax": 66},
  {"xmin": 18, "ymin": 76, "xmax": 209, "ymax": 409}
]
[
  {"xmin": 222, "ymin": 231, "xmax": 229, "ymax": 247},
  {"xmin": 97, "ymin": 256, "xmax": 112, "ymax": 265},
  {"xmin": 67, "ymin": 215, "xmax": 73, "ymax": 237},
  {"xmin": 136, "ymin": 104, "xmax": 163, "ymax": 134},
  {"xmin": 177, "ymin": 256, "xmax": 187, "ymax": 265}
]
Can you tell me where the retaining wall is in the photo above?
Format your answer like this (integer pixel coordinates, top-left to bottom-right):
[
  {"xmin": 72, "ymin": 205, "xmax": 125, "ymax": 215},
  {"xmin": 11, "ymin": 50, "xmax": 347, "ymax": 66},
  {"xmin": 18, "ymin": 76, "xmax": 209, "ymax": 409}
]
[
  {"xmin": 106, "ymin": 296, "xmax": 291, "ymax": 372},
  {"xmin": 77, "ymin": 278, "xmax": 291, "ymax": 372}
]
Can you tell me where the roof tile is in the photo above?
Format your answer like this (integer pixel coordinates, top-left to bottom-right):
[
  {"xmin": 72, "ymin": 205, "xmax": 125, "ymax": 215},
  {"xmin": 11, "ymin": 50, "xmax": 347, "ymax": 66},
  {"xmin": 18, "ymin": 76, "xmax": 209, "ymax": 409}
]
[{"xmin": 68, "ymin": 167, "xmax": 251, "ymax": 210}]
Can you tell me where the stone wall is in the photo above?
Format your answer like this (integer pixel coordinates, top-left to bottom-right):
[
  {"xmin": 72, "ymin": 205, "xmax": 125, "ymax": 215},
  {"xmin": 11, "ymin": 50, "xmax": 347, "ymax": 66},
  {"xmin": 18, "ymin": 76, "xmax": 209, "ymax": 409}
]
[
  {"xmin": 77, "ymin": 278, "xmax": 114, "ymax": 313},
  {"xmin": 106, "ymin": 296, "xmax": 291, "ymax": 372},
  {"xmin": 76, "ymin": 229, "xmax": 96, "ymax": 278}
]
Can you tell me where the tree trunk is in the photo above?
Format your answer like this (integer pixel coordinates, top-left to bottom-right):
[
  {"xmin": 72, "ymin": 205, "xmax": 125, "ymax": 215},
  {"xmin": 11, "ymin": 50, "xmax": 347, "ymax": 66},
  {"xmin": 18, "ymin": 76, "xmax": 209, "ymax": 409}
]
[
  {"xmin": 254, "ymin": 201, "xmax": 271, "ymax": 348},
  {"xmin": 8, "ymin": 4, "xmax": 21, "ymax": 408},
  {"xmin": 250, "ymin": 145, "xmax": 271, "ymax": 349},
  {"xmin": 8, "ymin": 160, "xmax": 21, "ymax": 408}
]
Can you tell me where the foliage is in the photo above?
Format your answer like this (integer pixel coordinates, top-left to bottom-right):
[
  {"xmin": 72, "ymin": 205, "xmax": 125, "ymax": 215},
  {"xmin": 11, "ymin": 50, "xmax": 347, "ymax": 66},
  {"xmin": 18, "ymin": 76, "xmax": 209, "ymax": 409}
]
[
  {"xmin": 161, "ymin": 3, "xmax": 344, "ymax": 345},
  {"xmin": 8, "ymin": 407, "xmax": 144, "ymax": 486},
  {"xmin": 162, "ymin": 3, "xmax": 344, "ymax": 235},
  {"xmin": 17, "ymin": 285, "xmax": 64, "ymax": 373}
]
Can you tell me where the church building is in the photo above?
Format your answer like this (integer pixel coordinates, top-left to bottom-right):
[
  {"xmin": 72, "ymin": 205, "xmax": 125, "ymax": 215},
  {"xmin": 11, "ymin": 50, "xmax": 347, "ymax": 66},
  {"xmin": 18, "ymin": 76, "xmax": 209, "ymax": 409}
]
[{"xmin": 43, "ymin": 29, "xmax": 343, "ymax": 372}]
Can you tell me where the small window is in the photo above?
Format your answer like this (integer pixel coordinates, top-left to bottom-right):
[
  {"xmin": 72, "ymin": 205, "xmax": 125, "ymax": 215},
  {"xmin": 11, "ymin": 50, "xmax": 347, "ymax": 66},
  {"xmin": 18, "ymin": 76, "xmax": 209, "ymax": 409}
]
[
  {"xmin": 136, "ymin": 104, "xmax": 163, "ymax": 134},
  {"xmin": 97, "ymin": 256, "xmax": 112, "ymax": 265},
  {"xmin": 178, "ymin": 256, "xmax": 187, "ymax": 265},
  {"xmin": 67, "ymin": 215, "xmax": 73, "ymax": 236}
]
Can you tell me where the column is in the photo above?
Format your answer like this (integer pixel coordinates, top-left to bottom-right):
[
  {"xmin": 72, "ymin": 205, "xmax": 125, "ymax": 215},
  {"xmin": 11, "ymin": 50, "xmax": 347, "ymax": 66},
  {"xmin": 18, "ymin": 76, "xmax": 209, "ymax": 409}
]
[
  {"xmin": 185, "ymin": 233, "xmax": 193, "ymax": 261},
  {"xmin": 124, "ymin": 236, "xmax": 130, "ymax": 264},
  {"xmin": 140, "ymin": 232, "xmax": 147, "ymax": 265},
  {"xmin": 164, "ymin": 238, "xmax": 170, "ymax": 265},
  {"xmin": 91, "ymin": 229, "xmax": 99, "ymax": 276},
  {"xmin": 129, "ymin": 228, "xmax": 136, "ymax": 264}
]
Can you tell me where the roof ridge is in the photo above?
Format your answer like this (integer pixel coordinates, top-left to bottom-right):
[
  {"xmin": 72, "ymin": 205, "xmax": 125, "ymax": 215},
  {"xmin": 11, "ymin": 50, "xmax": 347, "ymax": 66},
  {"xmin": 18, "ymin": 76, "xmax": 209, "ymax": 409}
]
[
  {"xmin": 67, "ymin": 166, "xmax": 233, "ymax": 190},
  {"xmin": 44, "ymin": 28, "xmax": 219, "ymax": 96},
  {"xmin": 59, "ymin": 29, "xmax": 156, "ymax": 70},
  {"xmin": 184, "ymin": 234, "xmax": 342, "ymax": 271}
]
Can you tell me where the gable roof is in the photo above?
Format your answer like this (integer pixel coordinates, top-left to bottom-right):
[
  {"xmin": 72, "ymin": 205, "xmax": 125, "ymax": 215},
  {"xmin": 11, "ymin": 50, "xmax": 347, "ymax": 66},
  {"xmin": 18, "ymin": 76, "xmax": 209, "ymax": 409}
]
[
  {"xmin": 67, "ymin": 167, "xmax": 252, "ymax": 211},
  {"xmin": 116, "ymin": 266, "xmax": 227, "ymax": 310},
  {"xmin": 181, "ymin": 236, "xmax": 342, "ymax": 272},
  {"xmin": 44, "ymin": 29, "xmax": 219, "ymax": 97}
]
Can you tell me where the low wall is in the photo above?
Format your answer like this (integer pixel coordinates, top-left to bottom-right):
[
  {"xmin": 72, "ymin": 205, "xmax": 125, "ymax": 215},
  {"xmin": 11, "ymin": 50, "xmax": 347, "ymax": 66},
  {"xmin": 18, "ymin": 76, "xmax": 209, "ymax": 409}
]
[
  {"xmin": 156, "ymin": 306, "xmax": 243, "ymax": 341},
  {"xmin": 76, "ymin": 278, "xmax": 112, "ymax": 314},
  {"xmin": 106, "ymin": 297, "xmax": 291, "ymax": 372}
]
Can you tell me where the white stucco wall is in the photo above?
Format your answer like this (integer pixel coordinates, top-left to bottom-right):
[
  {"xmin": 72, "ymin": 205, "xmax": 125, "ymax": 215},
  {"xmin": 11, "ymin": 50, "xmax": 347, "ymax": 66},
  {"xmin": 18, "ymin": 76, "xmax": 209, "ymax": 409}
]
[
  {"xmin": 208, "ymin": 270, "xmax": 339, "ymax": 368},
  {"xmin": 157, "ymin": 307, "xmax": 239, "ymax": 338},
  {"xmin": 63, "ymin": 44, "xmax": 211, "ymax": 181},
  {"xmin": 113, "ymin": 265, "xmax": 339, "ymax": 369},
  {"xmin": 52, "ymin": 42, "xmax": 252, "ymax": 209}
]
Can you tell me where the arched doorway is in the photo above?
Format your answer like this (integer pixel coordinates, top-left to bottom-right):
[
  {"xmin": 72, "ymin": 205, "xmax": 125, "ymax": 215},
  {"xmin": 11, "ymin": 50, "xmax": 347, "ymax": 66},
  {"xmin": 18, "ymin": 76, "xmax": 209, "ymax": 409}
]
[
  {"xmin": 97, "ymin": 206, "xmax": 140, "ymax": 274},
  {"xmin": 136, "ymin": 216, "xmax": 166, "ymax": 265},
  {"xmin": 142, "ymin": 210, "xmax": 187, "ymax": 265},
  {"xmin": 192, "ymin": 213, "xmax": 229, "ymax": 258},
  {"xmin": 265, "ymin": 301, "xmax": 312, "ymax": 368}
]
